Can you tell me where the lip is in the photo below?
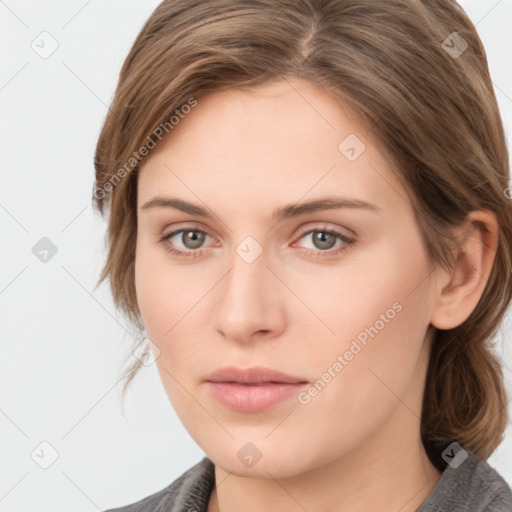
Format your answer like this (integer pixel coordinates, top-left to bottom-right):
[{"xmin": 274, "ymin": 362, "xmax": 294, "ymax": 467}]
[
  {"xmin": 205, "ymin": 366, "xmax": 308, "ymax": 384},
  {"xmin": 205, "ymin": 366, "xmax": 309, "ymax": 413}
]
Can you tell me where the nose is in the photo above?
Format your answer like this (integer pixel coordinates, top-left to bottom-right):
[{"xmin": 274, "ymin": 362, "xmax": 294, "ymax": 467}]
[{"xmin": 212, "ymin": 245, "xmax": 286, "ymax": 344}]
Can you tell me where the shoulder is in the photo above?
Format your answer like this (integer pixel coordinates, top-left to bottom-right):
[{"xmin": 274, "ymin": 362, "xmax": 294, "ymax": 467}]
[
  {"xmin": 103, "ymin": 457, "xmax": 215, "ymax": 512},
  {"xmin": 419, "ymin": 450, "xmax": 512, "ymax": 512}
]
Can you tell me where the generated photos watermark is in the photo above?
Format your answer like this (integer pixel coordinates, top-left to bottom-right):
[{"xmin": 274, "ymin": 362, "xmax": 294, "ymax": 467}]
[
  {"xmin": 93, "ymin": 97, "xmax": 198, "ymax": 200},
  {"xmin": 298, "ymin": 301, "xmax": 403, "ymax": 405}
]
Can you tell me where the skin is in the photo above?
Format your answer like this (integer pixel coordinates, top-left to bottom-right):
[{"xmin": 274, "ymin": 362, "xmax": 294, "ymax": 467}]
[{"xmin": 134, "ymin": 77, "xmax": 498, "ymax": 512}]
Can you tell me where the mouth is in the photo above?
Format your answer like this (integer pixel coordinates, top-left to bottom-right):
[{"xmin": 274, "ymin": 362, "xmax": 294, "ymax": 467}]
[
  {"xmin": 204, "ymin": 366, "xmax": 309, "ymax": 412},
  {"xmin": 205, "ymin": 365, "xmax": 309, "ymax": 384}
]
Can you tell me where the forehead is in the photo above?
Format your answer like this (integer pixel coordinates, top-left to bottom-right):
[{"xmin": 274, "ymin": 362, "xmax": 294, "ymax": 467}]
[{"xmin": 137, "ymin": 78, "xmax": 410, "ymax": 216}]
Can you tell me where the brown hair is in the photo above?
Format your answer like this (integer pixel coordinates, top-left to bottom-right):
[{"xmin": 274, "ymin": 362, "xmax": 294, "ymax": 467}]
[{"xmin": 93, "ymin": 0, "xmax": 512, "ymax": 467}]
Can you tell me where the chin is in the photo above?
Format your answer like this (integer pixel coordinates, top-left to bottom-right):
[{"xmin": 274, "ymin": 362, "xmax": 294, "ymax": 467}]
[{"xmin": 204, "ymin": 438, "xmax": 322, "ymax": 480}]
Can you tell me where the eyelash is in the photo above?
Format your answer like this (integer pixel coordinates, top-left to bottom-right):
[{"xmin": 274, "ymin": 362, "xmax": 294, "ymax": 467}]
[{"xmin": 159, "ymin": 225, "xmax": 356, "ymax": 260}]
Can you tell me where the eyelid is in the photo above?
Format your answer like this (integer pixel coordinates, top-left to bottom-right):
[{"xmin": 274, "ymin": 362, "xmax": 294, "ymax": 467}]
[
  {"xmin": 161, "ymin": 221, "xmax": 217, "ymax": 241},
  {"xmin": 292, "ymin": 223, "xmax": 355, "ymax": 241}
]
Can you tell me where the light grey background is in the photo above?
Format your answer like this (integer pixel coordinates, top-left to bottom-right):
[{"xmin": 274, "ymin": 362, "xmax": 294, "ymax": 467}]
[{"xmin": 0, "ymin": 1, "xmax": 511, "ymax": 510}]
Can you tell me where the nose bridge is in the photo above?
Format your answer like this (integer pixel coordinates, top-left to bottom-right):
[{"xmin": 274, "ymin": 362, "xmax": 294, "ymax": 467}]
[
  {"xmin": 222, "ymin": 246, "xmax": 269, "ymax": 316},
  {"xmin": 213, "ymin": 239, "xmax": 283, "ymax": 341}
]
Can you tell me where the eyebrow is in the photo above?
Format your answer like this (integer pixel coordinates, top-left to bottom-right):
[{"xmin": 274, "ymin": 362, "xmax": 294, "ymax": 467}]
[{"xmin": 140, "ymin": 195, "xmax": 381, "ymax": 221}]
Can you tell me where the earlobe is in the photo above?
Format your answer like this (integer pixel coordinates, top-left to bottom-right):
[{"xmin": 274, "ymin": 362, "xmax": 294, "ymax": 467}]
[{"xmin": 429, "ymin": 210, "xmax": 499, "ymax": 331}]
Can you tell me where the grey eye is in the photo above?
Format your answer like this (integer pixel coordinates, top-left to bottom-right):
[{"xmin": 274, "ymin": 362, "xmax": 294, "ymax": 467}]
[
  {"xmin": 304, "ymin": 231, "xmax": 338, "ymax": 250},
  {"xmin": 180, "ymin": 230, "xmax": 206, "ymax": 249}
]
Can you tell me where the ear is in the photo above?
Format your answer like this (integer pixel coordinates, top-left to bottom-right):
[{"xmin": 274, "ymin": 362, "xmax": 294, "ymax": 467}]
[{"xmin": 430, "ymin": 210, "xmax": 499, "ymax": 330}]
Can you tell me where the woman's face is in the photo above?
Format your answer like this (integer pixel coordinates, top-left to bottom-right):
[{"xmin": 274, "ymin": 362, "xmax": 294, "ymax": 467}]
[{"xmin": 135, "ymin": 77, "xmax": 442, "ymax": 477}]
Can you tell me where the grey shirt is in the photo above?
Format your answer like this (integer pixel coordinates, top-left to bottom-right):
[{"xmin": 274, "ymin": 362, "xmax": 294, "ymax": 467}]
[{"xmin": 104, "ymin": 451, "xmax": 512, "ymax": 511}]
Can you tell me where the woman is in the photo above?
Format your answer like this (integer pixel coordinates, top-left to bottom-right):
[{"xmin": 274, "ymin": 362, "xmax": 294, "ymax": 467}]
[{"xmin": 93, "ymin": 0, "xmax": 512, "ymax": 510}]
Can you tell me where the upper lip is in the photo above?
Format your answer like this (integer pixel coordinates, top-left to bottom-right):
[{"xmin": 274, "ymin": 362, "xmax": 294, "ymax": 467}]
[{"xmin": 205, "ymin": 366, "xmax": 309, "ymax": 384}]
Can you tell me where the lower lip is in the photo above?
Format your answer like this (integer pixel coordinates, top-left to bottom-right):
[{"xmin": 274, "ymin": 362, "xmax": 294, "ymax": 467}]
[{"xmin": 206, "ymin": 382, "xmax": 308, "ymax": 413}]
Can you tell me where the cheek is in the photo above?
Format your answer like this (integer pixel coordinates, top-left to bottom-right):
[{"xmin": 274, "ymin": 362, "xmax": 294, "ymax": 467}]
[
  {"xmin": 134, "ymin": 248, "xmax": 170, "ymax": 336},
  {"xmin": 134, "ymin": 242, "xmax": 213, "ymax": 362},
  {"xmin": 286, "ymin": 241, "xmax": 423, "ymax": 355},
  {"xmin": 135, "ymin": 241, "xmax": 181, "ymax": 344},
  {"xmin": 309, "ymin": 244, "xmax": 431, "ymax": 417},
  {"xmin": 134, "ymin": 244, "xmax": 214, "ymax": 434}
]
